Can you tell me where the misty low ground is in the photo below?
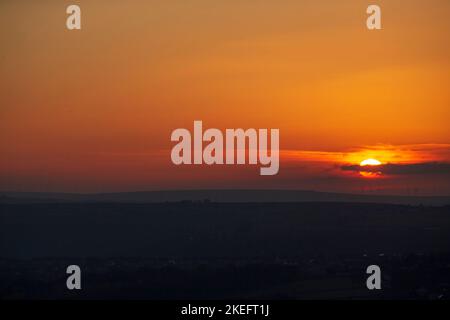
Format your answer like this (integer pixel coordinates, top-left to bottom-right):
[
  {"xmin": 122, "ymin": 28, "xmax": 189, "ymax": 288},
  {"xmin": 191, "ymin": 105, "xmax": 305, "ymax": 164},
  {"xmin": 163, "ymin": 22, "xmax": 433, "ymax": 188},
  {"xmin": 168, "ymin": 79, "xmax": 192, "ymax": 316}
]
[{"xmin": 1, "ymin": 202, "xmax": 450, "ymax": 299}]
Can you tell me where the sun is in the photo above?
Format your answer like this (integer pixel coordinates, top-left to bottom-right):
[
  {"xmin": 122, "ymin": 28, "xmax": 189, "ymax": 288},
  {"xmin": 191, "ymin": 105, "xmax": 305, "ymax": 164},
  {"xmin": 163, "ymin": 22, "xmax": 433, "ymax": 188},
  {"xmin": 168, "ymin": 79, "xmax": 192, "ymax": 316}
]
[
  {"xmin": 359, "ymin": 158, "xmax": 382, "ymax": 178},
  {"xmin": 360, "ymin": 158, "xmax": 382, "ymax": 166}
]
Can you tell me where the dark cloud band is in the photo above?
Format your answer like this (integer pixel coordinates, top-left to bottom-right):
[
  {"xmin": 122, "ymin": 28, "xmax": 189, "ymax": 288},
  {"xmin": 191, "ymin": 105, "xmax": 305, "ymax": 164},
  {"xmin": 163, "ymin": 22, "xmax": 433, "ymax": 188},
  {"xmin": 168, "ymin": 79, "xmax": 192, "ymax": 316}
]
[{"xmin": 341, "ymin": 162, "xmax": 450, "ymax": 175}]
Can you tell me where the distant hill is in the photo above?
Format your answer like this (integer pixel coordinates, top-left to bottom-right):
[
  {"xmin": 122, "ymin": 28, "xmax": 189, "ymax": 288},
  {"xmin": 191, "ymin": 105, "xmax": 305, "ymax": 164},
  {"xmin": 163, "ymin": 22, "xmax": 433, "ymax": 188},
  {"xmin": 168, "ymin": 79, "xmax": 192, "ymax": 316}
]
[
  {"xmin": 1, "ymin": 202, "xmax": 450, "ymax": 260},
  {"xmin": 1, "ymin": 190, "xmax": 449, "ymax": 206}
]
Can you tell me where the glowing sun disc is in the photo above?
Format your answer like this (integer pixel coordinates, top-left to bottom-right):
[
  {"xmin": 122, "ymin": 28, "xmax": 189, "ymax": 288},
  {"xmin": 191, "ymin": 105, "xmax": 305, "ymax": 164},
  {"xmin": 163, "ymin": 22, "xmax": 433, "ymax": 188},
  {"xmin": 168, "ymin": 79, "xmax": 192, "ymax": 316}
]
[{"xmin": 360, "ymin": 158, "xmax": 382, "ymax": 166}]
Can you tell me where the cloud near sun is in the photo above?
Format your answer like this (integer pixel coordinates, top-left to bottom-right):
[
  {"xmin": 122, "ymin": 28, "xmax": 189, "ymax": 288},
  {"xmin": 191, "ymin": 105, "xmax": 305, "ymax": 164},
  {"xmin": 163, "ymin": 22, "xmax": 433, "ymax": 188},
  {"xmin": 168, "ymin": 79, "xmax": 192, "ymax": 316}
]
[
  {"xmin": 282, "ymin": 143, "xmax": 450, "ymax": 178},
  {"xmin": 341, "ymin": 162, "xmax": 450, "ymax": 175}
]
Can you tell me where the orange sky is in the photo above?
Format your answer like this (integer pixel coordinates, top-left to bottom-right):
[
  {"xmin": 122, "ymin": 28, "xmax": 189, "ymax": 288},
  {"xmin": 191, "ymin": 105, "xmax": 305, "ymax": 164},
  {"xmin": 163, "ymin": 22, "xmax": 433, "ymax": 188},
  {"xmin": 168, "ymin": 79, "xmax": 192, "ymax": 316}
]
[{"xmin": 1, "ymin": 1, "xmax": 449, "ymax": 194}]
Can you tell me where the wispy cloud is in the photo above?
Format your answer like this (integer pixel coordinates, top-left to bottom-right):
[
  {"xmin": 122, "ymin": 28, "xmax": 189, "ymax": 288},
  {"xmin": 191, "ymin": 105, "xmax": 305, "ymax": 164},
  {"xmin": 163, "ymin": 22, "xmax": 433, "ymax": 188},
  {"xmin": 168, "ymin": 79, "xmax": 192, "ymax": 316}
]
[
  {"xmin": 282, "ymin": 144, "xmax": 450, "ymax": 165},
  {"xmin": 341, "ymin": 162, "xmax": 450, "ymax": 175}
]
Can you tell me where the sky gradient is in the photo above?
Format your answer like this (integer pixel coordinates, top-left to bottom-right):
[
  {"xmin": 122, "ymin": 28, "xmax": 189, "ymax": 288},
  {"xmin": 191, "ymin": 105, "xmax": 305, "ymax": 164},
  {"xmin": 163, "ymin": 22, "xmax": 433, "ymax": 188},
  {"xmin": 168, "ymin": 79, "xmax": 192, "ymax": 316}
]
[{"xmin": 1, "ymin": 0, "xmax": 449, "ymax": 194}]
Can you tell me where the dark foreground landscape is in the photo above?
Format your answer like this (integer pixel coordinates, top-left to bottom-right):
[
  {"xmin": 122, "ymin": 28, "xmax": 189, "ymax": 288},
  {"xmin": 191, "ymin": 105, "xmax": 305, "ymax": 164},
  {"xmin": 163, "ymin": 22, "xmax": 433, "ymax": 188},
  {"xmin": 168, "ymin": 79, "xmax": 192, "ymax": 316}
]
[{"xmin": 1, "ymin": 199, "xmax": 450, "ymax": 299}]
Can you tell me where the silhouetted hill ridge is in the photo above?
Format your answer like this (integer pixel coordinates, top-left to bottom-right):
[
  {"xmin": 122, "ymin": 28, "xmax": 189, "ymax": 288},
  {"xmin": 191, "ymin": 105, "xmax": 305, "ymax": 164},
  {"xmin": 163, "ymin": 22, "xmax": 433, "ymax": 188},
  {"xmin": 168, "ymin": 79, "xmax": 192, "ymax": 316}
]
[{"xmin": 1, "ymin": 190, "xmax": 449, "ymax": 206}]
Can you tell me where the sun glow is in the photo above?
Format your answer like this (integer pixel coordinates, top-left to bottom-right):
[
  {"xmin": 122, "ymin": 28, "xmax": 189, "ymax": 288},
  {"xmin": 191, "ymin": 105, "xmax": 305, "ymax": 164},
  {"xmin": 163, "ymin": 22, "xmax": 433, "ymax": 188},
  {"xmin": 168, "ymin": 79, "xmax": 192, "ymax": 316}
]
[
  {"xmin": 360, "ymin": 158, "xmax": 382, "ymax": 166},
  {"xmin": 359, "ymin": 158, "xmax": 382, "ymax": 178}
]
